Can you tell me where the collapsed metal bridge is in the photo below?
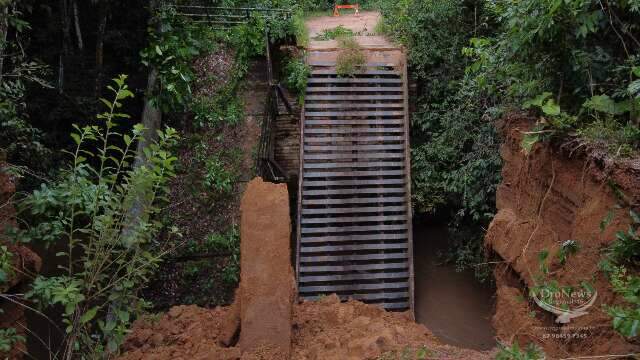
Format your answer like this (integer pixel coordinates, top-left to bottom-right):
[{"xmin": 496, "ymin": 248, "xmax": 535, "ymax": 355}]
[{"xmin": 295, "ymin": 40, "xmax": 414, "ymax": 312}]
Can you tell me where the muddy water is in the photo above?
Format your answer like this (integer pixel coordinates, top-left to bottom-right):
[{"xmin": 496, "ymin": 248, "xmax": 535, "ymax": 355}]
[{"xmin": 413, "ymin": 221, "xmax": 496, "ymax": 350}]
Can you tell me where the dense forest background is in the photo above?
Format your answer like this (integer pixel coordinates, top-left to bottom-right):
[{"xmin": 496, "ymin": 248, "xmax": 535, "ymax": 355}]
[{"xmin": 1, "ymin": 0, "xmax": 639, "ymax": 358}]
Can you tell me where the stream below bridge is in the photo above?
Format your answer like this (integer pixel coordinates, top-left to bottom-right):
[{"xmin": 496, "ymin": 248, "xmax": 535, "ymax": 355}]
[{"xmin": 413, "ymin": 220, "xmax": 496, "ymax": 351}]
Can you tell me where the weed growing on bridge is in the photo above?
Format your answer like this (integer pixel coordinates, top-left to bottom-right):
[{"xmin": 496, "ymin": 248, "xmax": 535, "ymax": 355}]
[
  {"xmin": 336, "ymin": 36, "xmax": 365, "ymax": 77},
  {"xmin": 314, "ymin": 25, "xmax": 354, "ymax": 40}
]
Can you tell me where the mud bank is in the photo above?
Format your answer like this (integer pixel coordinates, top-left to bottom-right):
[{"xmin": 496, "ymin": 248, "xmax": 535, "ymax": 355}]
[{"xmin": 486, "ymin": 115, "xmax": 640, "ymax": 357}]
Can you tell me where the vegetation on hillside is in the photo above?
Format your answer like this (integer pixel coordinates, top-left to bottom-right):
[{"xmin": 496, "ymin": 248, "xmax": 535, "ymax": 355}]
[{"xmin": 377, "ymin": 0, "xmax": 640, "ymax": 279}]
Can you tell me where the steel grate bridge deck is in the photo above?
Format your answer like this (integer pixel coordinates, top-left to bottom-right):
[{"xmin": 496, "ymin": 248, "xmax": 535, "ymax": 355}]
[{"xmin": 295, "ymin": 48, "xmax": 414, "ymax": 312}]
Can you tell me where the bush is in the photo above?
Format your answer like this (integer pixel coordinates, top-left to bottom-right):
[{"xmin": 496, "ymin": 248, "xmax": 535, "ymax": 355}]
[
  {"xmin": 600, "ymin": 209, "xmax": 640, "ymax": 338},
  {"xmin": 377, "ymin": 0, "xmax": 500, "ymax": 276},
  {"xmin": 207, "ymin": 226, "xmax": 240, "ymax": 285},
  {"xmin": 336, "ymin": 36, "xmax": 366, "ymax": 77},
  {"xmin": 11, "ymin": 76, "xmax": 179, "ymax": 357},
  {"xmin": 203, "ymin": 156, "xmax": 236, "ymax": 194},
  {"xmin": 605, "ymin": 266, "xmax": 640, "ymax": 337},
  {"xmin": 284, "ymin": 57, "xmax": 311, "ymax": 105},
  {"xmin": 0, "ymin": 6, "xmax": 54, "ymax": 186}
]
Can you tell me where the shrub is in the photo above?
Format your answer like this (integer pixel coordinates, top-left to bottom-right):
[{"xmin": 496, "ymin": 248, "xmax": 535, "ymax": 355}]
[
  {"xmin": 291, "ymin": 10, "xmax": 309, "ymax": 47},
  {"xmin": 600, "ymin": 209, "xmax": 640, "ymax": 338},
  {"xmin": 284, "ymin": 57, "xmax": 311, "ymax": 105},
  {"xmin": 203, "ymin": 156, "xmax": 236, "ymax": 194},
  {"xmin": 11, "ymin": 76, "xmax": 179, "ymax": 358},
  {"xmin": 336, "ymin": 36, "xmax": 366, "ymax": 77},
  {"xmin": 605, "ymin": 266, "xmax": 640, "ymax": 337},
  {"xmin": 603, "ymin": 210, "xmax": 640, "ymax": 266},
  {"xmin": 206, "ymin": 226, "xmax": 240, "ymax": 285}
]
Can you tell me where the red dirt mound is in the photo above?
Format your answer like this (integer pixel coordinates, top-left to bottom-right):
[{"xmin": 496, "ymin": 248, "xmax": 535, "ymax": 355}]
[{"xmin": 119, "ymin": 295, "xmax": 491, "ymax": 360}]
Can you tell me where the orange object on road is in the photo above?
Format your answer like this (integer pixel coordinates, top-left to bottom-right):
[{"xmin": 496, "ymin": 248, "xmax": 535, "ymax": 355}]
[{"xmin": 333, "ymin": 3, "xmax": 359, "ymax": 16}]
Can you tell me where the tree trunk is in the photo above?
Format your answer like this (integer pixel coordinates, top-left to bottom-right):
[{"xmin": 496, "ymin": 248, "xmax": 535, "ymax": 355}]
[
  {"xmin": 72, "ymin": 0, "xmax": 83, "ymax": 50},
  {"xmin": 94, "ymin": 0, "xmax": 108, "ymax": 98},
  {"xmin": 133, "ymin": 67, "xmax": 162, "ymax": 168},
  {"xmin": 59, "ymin": 0, "xmax": 71, "ymax": 93},
  {"xmin": 123, "ymin": 0, "xmax": 163, "ymax": 235},
  {"xmin": 133, "ymin": 0, "xmax": 163, "ymax": 164},
  {"xmin": 0, "ymin": 4, "xmax": 9, "ymax": 83}
]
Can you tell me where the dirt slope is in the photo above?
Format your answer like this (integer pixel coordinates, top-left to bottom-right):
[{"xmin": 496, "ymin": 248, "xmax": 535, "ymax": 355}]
[
  {"xmin": 119, "ymin": 295, "xmax": 491, "ymax": 360},
  {"xmin": 486, "ymin": 114, "xmax": 640, "ymax": 357}
]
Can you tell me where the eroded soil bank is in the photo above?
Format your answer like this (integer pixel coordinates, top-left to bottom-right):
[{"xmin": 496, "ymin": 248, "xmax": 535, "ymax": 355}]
[{"xmin": 486, "ymin": 114, "xmax": 640, "ymax": 357}]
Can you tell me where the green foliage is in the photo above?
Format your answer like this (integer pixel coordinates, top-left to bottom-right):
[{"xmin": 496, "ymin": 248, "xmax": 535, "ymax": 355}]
[
  {"xmin": 0, "ymin": 327, "xmax": 24, "ymax": 353},
  {"xmin": 192, "ymin": 88, "xmax": 245, "ymax": 129},
  {"xmin": 292, "ymin": 10, "xmax": 309, "ymax": 47},
  {"xmin": 441, "ymin": 227, "xmax": 492, "ymax": 281},
  {"xmin": 192, "ymin": 141, "xmax": 241, "ymax": 198},
  {"xmin": 379, "ymin": 0, "xmax": 639, "ymax": 281},
  {"xmin": 314, "ymin": 25, "xmax": 354, "ymax": 40},
  {"xmin": 141, "ymin": 7, "xmax": 218, "ymax": 113},
  {"xmin": 0, "ymin": 7, "xmax": 53, "ymax": 182},
  {"xmin": 495, "ymin": 341, "xmax": 545, "ymax": 360},
  {"xmin": 605, "ymin": 266, "xmax": 640, "ymax": 337},
  {"xmin": 11, "ymin": 76, "xmax": 179, "ymax": 358},
  {"xmin": 284, "ymin": 57, "xmax": 310, "ymax": 104},
  {"xmin": 465, "ymin": 0, "xmax": 640, "ymax": 153},
  {"xmin": 142, "ymin": 3, "xmax": 299, "ymax": 129},
  {"xmin": 557, "ymin": 239, "xmax": 580, "ymax": 265},
  {"xmin": 599, "ymin": 209, "xmax": 640, "ymax": 338},
  {"xmin": 378, "ymin": 0, "xmax": 501, "ymax": 278},
  {"xmin": 182, "ymin": 226, "xmax": 240, "ymax": 286},
  {"xmin": 335, "ymin": 36, "xmax": 366, "ymax": 77},
  {"xmin": 204, "ymin": 156, "xmax": 236, "ymax": 194},
  {"xmin": 603, "ymin": 210, "xmax": 640, "ymax": 265},
  {"xmin": 0, "ymin": 245, "xmax": 13, "ymax": 285},
  {"xmin": 207, "ymin": 226, "xmax": 241, "ymax": 285},
  {"xmin": 577, "ymin": 120, "xmax": 640, "ymax": 156}
]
